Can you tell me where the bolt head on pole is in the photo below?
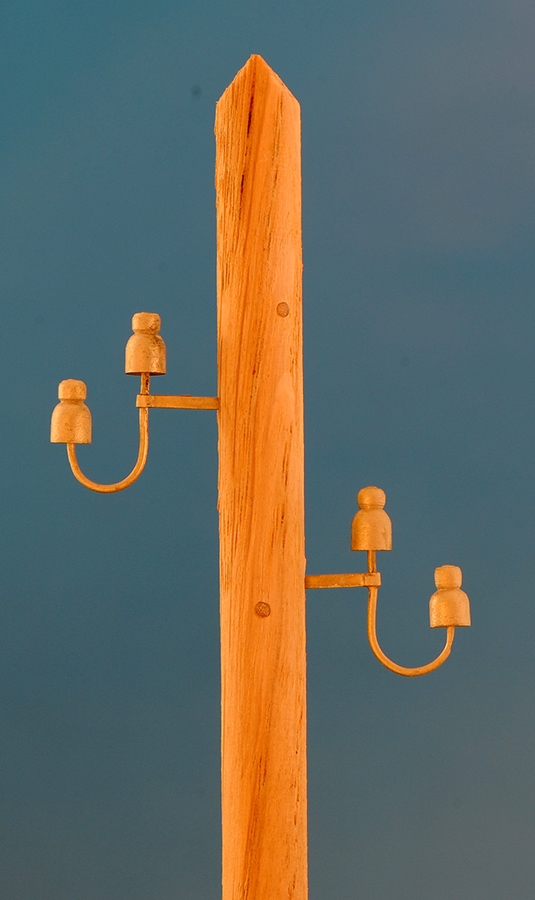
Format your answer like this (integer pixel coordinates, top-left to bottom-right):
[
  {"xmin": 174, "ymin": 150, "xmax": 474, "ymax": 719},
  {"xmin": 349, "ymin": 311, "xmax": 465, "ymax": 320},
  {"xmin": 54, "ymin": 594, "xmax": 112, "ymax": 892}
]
[
  {"xmin": 50, "ymin": 379, "xmax": 92, "ymax": 444},
  {"xmin": 429, "ymin": 565, "xmax": 471, "ymax": 627},
  {"xmin": 351, "ymin": 486, "xmax": 392, "ymax": 551},
  {"xmin": 125, "ymin": 311, "xmax": 166, "ymax": 375}
]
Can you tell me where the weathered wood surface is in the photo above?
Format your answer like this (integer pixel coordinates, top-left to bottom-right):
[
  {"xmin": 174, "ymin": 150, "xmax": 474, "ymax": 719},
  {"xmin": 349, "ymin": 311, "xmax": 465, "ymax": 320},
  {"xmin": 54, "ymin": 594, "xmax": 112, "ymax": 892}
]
[{"xmin": 216, "ymin": 55, "xmax": 307, "ymax": 900}]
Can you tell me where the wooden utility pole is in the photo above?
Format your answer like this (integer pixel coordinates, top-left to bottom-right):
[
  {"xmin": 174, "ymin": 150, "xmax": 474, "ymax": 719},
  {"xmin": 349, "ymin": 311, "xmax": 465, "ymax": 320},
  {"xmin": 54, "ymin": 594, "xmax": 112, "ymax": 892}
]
[
  {"xmin": 215, "ymin": 55, "xmax": 307, "ymax": 900},
  {"xmin": 51, "ymin": 51, "xmax": 471, "ymax": 900}
]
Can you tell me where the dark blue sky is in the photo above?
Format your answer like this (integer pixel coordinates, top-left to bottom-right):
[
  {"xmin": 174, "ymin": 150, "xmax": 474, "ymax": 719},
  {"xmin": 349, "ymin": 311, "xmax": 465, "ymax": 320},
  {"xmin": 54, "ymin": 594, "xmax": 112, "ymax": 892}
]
[{"xmin": 1, "ymin": 1, "xmax": 534, "ymax": 898}]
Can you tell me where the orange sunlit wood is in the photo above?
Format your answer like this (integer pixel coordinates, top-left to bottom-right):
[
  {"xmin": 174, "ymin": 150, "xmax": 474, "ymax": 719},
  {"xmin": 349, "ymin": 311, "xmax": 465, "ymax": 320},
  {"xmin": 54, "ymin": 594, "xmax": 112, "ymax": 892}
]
[{"xmin": 216, "ymin": 55, "xmax": 307, "ymax": 900}]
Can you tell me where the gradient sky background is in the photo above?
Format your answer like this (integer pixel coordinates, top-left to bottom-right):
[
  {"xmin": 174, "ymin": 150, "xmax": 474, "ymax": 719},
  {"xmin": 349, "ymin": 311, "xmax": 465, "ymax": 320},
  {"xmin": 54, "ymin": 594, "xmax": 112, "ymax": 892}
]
[{"xmin": 1, "ymin": 1, "xmax": 534, "ymax": 898}]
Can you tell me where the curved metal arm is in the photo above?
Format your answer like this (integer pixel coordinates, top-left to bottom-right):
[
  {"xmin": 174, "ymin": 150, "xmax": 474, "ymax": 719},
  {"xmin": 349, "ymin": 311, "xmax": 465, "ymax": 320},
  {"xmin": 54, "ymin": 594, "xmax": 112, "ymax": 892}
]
[
  {"xmin": 66, "ymin": 407, "xmax": 149, "ymax": 494},
  {"xmin": 366, "ymin": 585, "xmax": 454, "ymax": 676}
]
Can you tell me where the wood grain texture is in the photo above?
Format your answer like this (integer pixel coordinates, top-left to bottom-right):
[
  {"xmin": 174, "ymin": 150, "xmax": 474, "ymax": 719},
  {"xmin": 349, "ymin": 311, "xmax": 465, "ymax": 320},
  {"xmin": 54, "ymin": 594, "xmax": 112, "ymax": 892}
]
[{"xmin": 215, "ymin": 56, "xmax": 307, "ymax": 900}]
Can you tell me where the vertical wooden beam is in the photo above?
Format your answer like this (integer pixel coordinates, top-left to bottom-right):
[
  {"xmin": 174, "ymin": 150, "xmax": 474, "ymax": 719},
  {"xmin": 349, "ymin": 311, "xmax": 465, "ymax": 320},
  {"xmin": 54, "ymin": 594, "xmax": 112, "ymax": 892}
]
[{"xmin": 215, "ymin": 56, "xmax": 307, "ymax": 900}]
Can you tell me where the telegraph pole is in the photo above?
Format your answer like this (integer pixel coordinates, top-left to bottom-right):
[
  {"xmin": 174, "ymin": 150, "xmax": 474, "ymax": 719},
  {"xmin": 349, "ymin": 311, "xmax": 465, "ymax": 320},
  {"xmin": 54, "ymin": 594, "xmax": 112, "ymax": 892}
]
[{"xmin": 51, "ymin": 52, "xmax": 470, "ymax": 900}]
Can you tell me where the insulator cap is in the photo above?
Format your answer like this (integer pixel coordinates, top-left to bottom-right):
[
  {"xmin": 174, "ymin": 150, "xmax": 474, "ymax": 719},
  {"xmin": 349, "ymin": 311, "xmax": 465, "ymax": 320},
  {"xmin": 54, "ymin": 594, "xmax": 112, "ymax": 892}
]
[
  {"xmin": 125, "ymin": 311, "xmax": 166, "ymax": 375},
  {"xmin": 51, "ymin": 380, "xmax": 92, "ymax": 443},
  {"xmin": 351, "ymin": 486, "xmax": 392, "ymax": 551},
  {"xmin": 429, "ymin": 565, "xmax": 471, "ymax": 627},
  {"xmin": 58, "ymin": 378, "xmax": 87, "ymax": 401}
]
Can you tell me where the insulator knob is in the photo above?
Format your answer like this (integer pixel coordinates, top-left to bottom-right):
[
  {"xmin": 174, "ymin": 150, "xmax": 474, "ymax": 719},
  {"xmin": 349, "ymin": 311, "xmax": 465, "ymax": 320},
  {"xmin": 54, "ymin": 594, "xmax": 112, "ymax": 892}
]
[
  {"xmin": 429, "ymin": 565, "xmax": 471, "ymax": 628},
  {"xmin": 125, "ymin": 312, "xmax": 166, "ymax": 375},
  {"xmin": 351, "ymin": 486, "xmax": 392, "ymax": 551},
  {"xmin": 50, "ymin": 379, "xmax": 92, "ymax": 444}
]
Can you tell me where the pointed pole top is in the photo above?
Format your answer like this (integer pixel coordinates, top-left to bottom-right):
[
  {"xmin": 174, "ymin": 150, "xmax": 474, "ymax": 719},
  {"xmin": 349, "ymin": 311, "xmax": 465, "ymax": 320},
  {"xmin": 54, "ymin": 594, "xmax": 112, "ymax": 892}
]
[{"xmin": 217, "ymin": 54, "xmax": 299, "ymax": 110}]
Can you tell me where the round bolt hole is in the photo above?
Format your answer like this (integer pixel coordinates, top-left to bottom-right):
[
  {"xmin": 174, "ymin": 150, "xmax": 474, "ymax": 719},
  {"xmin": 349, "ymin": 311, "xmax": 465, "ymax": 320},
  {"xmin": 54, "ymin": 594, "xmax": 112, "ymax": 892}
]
[
  {"xmin": 255, "ymin": 602, "xmax": 271, "ymax": 618},
  {"xmin": 276, "ymin": 302, "xmax": 290, "ymax": 317}
]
